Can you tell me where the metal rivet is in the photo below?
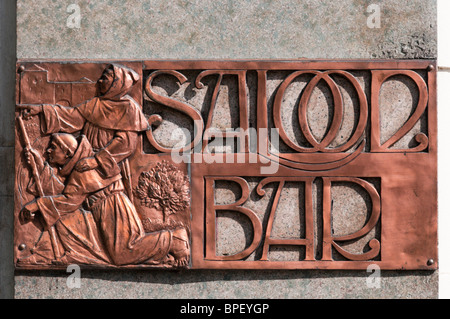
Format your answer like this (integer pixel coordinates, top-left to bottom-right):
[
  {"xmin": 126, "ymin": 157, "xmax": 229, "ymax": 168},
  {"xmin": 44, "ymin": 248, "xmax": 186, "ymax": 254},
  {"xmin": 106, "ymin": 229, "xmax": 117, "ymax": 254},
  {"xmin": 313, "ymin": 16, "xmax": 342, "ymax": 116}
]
[
  {"xmin": 427, "ymin": 65, "xmax": 435, "ymax": 72},
  {"xmin": 427, "ymin": 259, "xmax": 434, "ymax": 266},
  {"xmin": 18, "ymin": 244, "xmax": 26, "ymax": 251},
  {"xmin": 18, "ymin": 65, "xmax": 26, "ymax": 73}
]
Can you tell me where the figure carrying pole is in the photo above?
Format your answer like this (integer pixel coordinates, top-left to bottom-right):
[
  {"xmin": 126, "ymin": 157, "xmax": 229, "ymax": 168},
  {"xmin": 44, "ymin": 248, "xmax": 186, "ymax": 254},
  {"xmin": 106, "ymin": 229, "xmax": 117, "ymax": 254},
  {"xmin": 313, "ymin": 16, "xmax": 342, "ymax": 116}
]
[{"xmin": 17, "ymin": 111, "xmax": 63, "ymax": 263}]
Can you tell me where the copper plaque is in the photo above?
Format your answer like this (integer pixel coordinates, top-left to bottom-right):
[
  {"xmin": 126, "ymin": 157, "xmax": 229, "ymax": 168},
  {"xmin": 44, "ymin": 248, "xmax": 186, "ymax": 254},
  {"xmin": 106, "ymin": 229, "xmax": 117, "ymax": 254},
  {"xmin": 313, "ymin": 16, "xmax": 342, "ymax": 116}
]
[{"xmin": 14, "ymin": 60, "xmax": 437, "ymax": 270}]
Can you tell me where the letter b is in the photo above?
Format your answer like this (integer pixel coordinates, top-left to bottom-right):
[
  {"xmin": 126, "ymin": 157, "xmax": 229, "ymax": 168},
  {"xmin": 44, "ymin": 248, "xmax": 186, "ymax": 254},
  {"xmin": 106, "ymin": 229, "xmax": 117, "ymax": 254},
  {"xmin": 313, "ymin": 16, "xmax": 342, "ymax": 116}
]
[{"xmin": 204, "ymin": 177, "xmax": 262, "ymax": 261}]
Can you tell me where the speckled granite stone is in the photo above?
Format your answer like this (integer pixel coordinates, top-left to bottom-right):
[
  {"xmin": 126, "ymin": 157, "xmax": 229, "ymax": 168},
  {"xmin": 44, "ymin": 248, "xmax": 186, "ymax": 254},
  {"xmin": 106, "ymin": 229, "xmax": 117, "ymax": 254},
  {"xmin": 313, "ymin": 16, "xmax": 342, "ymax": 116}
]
[{"xmin": 14, "ymin": 269, "xmax": 438, "ymax": 299}]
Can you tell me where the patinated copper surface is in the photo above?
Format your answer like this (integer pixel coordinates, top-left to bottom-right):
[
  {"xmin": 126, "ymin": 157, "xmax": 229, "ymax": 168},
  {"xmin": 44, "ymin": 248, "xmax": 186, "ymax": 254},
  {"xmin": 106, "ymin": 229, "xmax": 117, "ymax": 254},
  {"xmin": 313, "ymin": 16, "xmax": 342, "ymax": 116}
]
[{"xmin": 14, "ymin": 60, "xmax": 437, "ymax": 270}]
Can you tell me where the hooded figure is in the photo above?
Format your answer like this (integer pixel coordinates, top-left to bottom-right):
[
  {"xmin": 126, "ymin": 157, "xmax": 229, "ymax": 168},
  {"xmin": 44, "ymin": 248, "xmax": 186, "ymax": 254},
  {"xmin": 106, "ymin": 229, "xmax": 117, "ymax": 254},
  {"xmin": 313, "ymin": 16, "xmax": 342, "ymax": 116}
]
[
  {"xmin": 21, "ymin": 134, "xmax": 186, "ymax": 266},
  {"xmin": 20, "ymin": 134, "xmax": 114, "ymax": 265},
  {"xmin": 20, "ymin": 65, "xmax": 190, "ymax": 266},
  {"xmin": 40, "ymin": 64, "xmax": 149, "ymax": 178}
]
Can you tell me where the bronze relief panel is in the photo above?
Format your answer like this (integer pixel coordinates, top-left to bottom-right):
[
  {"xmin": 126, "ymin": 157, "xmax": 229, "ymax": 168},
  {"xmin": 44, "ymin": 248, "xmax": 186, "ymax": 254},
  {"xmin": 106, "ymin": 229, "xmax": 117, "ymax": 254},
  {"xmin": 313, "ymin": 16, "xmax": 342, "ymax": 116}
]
[{"xmin": 14, "ymin": 60, "xmax": 437, "ymax": 270}]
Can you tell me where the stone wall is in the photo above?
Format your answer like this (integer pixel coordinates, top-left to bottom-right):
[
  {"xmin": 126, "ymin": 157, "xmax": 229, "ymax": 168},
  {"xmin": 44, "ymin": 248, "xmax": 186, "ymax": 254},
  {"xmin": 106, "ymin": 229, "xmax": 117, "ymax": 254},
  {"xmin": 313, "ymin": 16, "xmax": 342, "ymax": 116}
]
[{"xmin": 2, "ymin": 0, "xmax": 438, "ymax": 299}]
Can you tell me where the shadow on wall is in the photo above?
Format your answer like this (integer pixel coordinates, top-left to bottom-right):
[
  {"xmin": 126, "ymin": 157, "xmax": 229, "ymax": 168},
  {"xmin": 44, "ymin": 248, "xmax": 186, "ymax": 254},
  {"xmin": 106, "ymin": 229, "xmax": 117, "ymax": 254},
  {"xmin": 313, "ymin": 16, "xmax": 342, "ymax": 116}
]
[
  {"xmin": 15, "ymin": 268, "xmax": 436, "ymax": 284},
  {"xmin": 0, "ymin": 0, "xmax": 17, "ymax": 300}
]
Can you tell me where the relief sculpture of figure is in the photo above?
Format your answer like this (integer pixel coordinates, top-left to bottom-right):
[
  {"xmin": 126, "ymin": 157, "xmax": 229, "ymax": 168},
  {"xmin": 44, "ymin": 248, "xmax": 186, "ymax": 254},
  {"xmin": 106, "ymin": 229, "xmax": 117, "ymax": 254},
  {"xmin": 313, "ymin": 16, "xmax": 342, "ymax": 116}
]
[
  {"xmin": 20, "ymin": 133, "xmax": 190, "ymax": 267},
  {"xmin": 17, "ymin": 64, "xmax": 190, "ymax": 267},
  {"xmin": 19, "ymin": 134, "xmax": 112, "ymax": 266},
  {"xmin": 20, "ymin": 64, "xmax": 148, "ymax": 186}
]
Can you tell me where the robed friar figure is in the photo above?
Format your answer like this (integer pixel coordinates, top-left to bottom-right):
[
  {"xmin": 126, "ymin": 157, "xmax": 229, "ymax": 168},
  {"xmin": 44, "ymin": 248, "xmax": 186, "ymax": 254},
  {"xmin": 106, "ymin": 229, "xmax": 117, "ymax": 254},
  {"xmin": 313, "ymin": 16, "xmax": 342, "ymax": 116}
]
[{"xmin": 18, "ymin": 64, "xmax": 190, "ymax": 267}]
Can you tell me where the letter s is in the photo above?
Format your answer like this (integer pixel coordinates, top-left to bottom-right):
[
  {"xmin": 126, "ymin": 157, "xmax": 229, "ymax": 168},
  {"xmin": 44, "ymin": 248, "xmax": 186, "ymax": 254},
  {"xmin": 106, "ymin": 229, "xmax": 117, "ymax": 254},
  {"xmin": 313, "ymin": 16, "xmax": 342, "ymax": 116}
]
[{"xmin": 144, "ymin": 70, "xmax": 204, "ymax": 154}]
